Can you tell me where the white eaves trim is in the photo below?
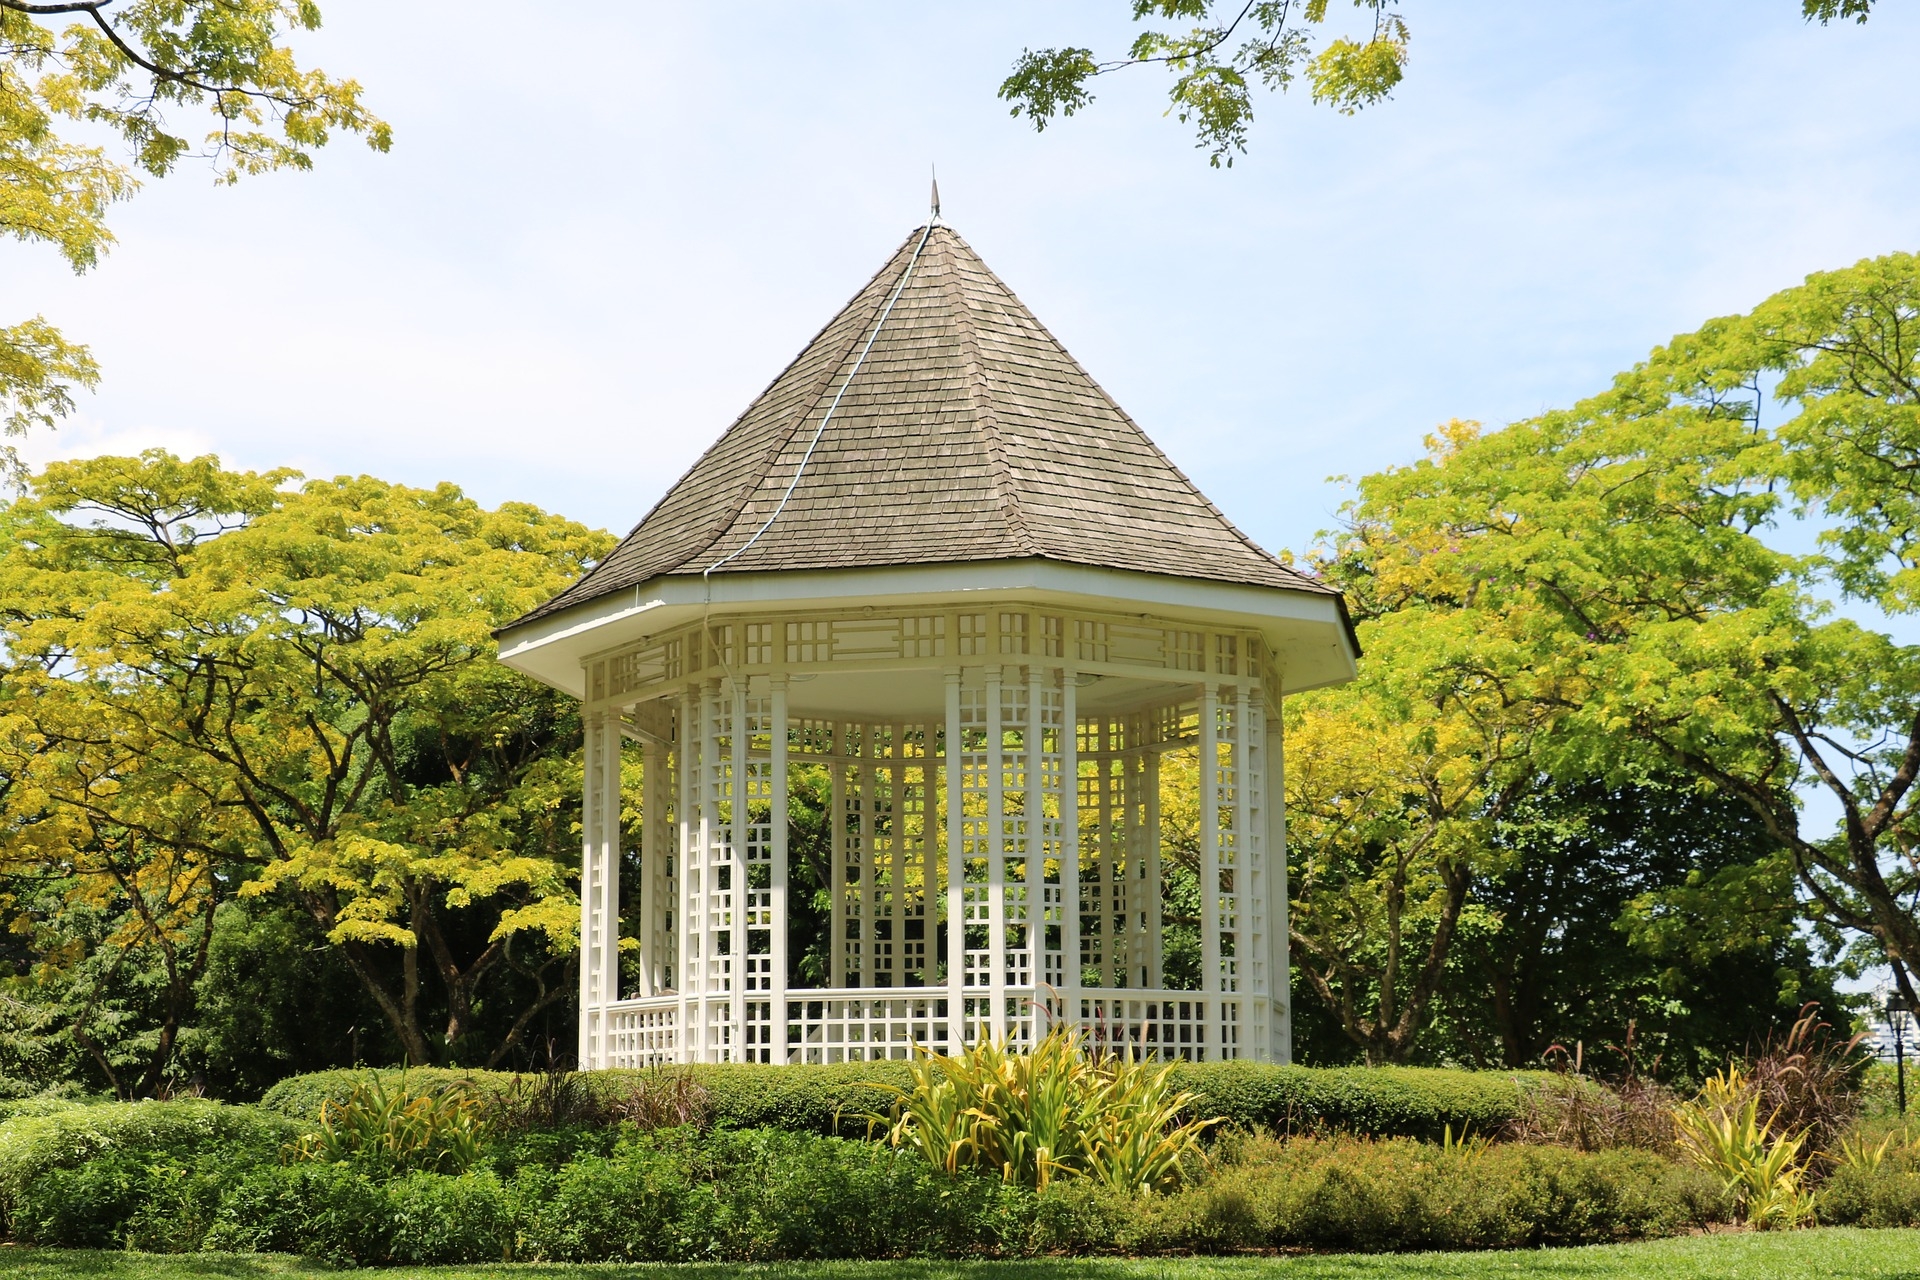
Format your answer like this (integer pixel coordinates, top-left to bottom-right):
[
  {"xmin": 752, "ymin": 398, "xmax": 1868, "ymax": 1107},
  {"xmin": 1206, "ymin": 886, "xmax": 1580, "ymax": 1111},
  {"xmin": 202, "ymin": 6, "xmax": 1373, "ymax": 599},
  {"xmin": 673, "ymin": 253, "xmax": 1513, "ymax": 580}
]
[{"xmin": 497, "ymin": 557, "xmax": 1359, "ymax": 700}]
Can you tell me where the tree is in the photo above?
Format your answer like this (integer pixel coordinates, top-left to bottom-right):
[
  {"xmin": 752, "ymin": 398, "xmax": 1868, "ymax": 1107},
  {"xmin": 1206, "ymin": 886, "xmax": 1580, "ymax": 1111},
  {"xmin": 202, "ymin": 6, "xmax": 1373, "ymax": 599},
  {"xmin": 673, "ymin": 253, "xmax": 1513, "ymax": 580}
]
[
  {"xmin": 1274, "ymin": 587, "xmax": 1551, "ymax": 1065},
  {"xmin": 0, "ymin": 452, "xmax": 610, "ymax": 1077},
  {"xmin": 1333, "ymin": 252, "xmax": 1920, "ymax": 1013},
  {"xmin": 0, "ymin": 2, "xmax": 386, "ymax": 471},
  {"xmin": 1001, "ymin": 1, "xmax": 1876, "ymax": 165},
  {"xmin": 1438, "ymin": 775, "xmax": 1845, "ymax": 1080}
]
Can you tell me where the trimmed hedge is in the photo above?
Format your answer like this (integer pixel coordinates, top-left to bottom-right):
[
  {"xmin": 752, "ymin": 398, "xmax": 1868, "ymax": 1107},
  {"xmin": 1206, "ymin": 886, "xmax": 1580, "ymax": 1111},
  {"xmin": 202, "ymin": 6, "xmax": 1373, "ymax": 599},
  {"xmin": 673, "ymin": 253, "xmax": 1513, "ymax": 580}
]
[
  {"xmin": 1170, "ymin": 1062, "xmax": 1550, "ymax": 1142},
  {"xmin": 1119, "ymin": 1135, "xmax": 1727, "ymax": 1251},
  {"xmin": 0, "ymin": 1100, "xmax": 297, "ymax": 1236},
  {"xmin": 1820, "ymin": 1147, "xmax": 1920, "ymax": 1227},
  {"xmin": 261, "ymin": 1060, "xmax": 1547, "ymax": 1141},
  {"xmin": 3, "ymin": 1119, "xmax": 1727, "ymax": 1262}
]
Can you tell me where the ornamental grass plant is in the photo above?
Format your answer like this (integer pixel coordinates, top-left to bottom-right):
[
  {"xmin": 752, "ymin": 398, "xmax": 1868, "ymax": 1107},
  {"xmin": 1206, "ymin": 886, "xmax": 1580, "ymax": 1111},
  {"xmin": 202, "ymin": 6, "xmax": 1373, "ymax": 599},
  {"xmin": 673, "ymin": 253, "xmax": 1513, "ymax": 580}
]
[
  {"xmin": 291, "ymin": 1075, "xmax": 487, "ymax": 1175},
  {"xmin": 1670, "ymin": 1065, "xmax": 1816, "ymax": 1229},
  {"xmin": 869, "ymin": 1025, "xmax": 1223, "ymax": 1193}
]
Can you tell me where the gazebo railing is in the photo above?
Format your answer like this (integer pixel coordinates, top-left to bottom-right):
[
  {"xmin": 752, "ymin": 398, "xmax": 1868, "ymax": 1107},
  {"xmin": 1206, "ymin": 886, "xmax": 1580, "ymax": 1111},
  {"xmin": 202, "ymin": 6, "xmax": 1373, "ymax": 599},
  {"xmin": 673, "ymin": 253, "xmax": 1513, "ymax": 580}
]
[{"xmin": 593, "ymin": 988, "xmax": 1245, "ymax": 1068}]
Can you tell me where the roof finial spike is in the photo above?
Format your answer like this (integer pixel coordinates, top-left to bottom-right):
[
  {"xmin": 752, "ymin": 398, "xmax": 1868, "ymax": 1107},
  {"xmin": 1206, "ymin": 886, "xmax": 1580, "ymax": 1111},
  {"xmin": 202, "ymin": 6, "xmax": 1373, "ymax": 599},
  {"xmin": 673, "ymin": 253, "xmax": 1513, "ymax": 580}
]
[{"xmin": 930, "ymin": 165, "xmax": 942, "ymax": 224}]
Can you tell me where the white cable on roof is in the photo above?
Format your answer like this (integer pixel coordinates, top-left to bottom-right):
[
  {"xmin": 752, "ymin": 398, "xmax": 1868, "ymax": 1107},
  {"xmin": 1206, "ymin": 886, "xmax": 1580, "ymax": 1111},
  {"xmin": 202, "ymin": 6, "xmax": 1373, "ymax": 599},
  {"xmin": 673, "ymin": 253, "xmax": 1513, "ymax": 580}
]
[{"xmin": 702, "ymin": 218, "xmax": 937, "ymax": 580}]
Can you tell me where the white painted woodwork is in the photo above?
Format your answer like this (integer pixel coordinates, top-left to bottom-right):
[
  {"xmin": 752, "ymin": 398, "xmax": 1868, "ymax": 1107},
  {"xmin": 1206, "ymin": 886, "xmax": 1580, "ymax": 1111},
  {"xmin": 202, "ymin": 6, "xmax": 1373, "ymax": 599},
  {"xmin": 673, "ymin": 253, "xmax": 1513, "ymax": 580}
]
[{"xmin": 572, "ymin": 600, "xmax": 1317, "ymax": 1068}]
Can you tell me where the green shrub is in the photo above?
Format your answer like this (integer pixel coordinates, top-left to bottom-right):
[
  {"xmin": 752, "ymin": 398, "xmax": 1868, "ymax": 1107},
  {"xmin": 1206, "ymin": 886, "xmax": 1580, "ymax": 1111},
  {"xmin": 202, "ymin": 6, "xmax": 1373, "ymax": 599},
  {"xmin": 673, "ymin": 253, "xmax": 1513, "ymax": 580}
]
[
  {"xmin": 205, "ymin": 1163, "xmax": 514, "ymax": 1265},
  {"xmin": 0, "ymin": 1099, "xmax": 295, "ymax": 1233},
  {"xmin": 262, "ymin": 1060, "xmax": 1545, "ymax": 1142},
  {"xmin": 1118, "ymin": 1136, "xmax": 1728, "ymax": 1252},
  {"xmin": 385, "ymin": 1170, "xmax": 514, "ymax": 1264},
  {"xmin": 0, "ymin": 1095, "xmax": 90, "ymax": 1125},
  {"xmin": 204, "ymin": 1162, "xmax": 394, "ymax": 1265},
  {"xmin": 1113, "ymin": 1136, "xmax": 1728, "ymax": 1258},
  {"xmin": 691, "ymin": 1128, "xmax": 1028, "ymax": 1260},
  {"xmin": 1819, "ymin": 1142, "xmax": 1920, "ymax": 1227},
  {"xmin": 0, "ymin": 1116, "xmax": 1734, "ymax": 1261},
  {"xmin": 12, "ymin": 1148, "xmax": 239, "ymax": 1251},
  {"xmin": 514, "ymin": 1137, "xmax": 700, "ymax": 1262},
  {"xmin": 483, "ymin": 1124, "xmax": 621, "ymax": 1176},
  {"xmin": 512, "ymin": 1127, "xmax": 1062, "ymax": 1262},
  {"xmin": 1170, "ymin": 1061, "xmax": 1547, "ymax": 1142},
  {"xmin": 11, "ymin": 1152, "xmax": 149, "ymax": 1248}
]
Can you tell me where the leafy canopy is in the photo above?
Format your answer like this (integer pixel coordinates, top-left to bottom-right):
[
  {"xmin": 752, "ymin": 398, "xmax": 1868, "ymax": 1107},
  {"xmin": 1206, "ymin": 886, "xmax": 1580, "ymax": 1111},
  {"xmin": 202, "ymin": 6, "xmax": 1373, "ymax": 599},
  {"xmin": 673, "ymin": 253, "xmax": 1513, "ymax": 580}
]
[
  {"xmin": 1002, "ymin": 1, "xmax": 1878, "ymax": 165},
  {"xmin": 0, "ymin": 1, "xmax": 387, "ymax": 468},
  {"xmin": 1327, "ymin": 250, "xmax": 1920, "ymax": 1006},
  {"xmin": 0, "ymin": 451, "xmax": 611, "ymax": 1069}
]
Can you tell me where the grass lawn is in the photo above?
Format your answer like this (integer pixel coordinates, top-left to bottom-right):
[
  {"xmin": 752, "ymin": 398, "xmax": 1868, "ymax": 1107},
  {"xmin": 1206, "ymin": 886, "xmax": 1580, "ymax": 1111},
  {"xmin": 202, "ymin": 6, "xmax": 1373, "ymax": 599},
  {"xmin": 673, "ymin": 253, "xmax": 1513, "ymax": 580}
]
[{"xmin": 1, "ymin": 1233, "xmax": 1917, "ymax": 1280}]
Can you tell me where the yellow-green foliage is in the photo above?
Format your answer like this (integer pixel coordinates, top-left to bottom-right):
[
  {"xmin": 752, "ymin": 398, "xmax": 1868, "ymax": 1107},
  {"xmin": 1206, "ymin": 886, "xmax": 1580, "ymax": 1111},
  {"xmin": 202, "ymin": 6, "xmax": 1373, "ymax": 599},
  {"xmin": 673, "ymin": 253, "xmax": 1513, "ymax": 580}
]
[
  {"xmin": 293, "ymin": 1076, "xmax": 487, "ymax": 1175},
  {"xmin": 871, "ymin": 1026, "xmax": 1221, "ymax": 1193},
  {"xmin": 1117, "ymin": 1134, "xmax": 1727, "ymax": 1252},
  {"xmin": 1671, "ymin": 1066, "xmax": 1814, "ymax": 1229},
  {"xmin": 261, "ymin": 1060, "xmax": 1550, "ymax": 1143},
  {"xmin": 0, "ymin": 1100, "xmax": 295, "ymax": 1233}
]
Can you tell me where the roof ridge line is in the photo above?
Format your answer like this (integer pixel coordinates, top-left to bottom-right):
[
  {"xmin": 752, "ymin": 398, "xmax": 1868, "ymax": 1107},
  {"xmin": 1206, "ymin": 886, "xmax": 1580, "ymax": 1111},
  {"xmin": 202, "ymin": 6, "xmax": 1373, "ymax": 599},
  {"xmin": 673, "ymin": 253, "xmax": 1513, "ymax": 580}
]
[
  {"xmin": 948, "ymin": 229, "xmax": 1323, "ymax": 592},
  {"xmin": 530, "ymin": 232, "xmax": 926, "ymax": 618},
  {"xmin": 680, "ymin": 230, "xmax": 924, "ymax": 573},
  {"xmin": 937, "ymin": 229, "xmax": 1039, "ymax": 558}
]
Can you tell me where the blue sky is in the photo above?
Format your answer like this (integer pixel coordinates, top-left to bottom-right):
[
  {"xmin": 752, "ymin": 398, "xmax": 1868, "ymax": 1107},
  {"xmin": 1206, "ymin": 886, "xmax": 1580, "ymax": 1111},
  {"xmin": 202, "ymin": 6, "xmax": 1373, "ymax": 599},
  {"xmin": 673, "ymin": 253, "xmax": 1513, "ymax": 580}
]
[{"xmin": 13, "ymin": 0, "xmax": 1918, "ymax": 569}]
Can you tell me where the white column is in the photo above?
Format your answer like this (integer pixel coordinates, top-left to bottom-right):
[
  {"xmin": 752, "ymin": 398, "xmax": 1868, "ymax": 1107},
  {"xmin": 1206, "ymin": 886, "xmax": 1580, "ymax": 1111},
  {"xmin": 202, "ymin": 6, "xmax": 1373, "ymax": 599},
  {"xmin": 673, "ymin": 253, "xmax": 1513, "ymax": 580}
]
[
  {"xmin": 1142, "ymin": 716, "xmax": 1164, "ymax": 990},
  {"xmin": 677, "ymin": 685, "xmax": 699, "ymax": 1062},
  {"xmin": 856, "ymin": 729, "xmax": 874, "ymax": 986},
  {"xmin": 944, "ymin": 667, "xmax": 966, "ymax": 1052},
  {"xmin": 1025, "ymin": 664, "xmax": 1045, "ymax": 1038},
  {"xmin": 829, "ymin": 737, "xmax": 847, "ymax": 988},
  {"xmin": 1198, "ymin": 684, "xmax": 1222, "ymax": 1060},
  {"xmin": 1235, "ymin": 682, "xmax": 1257, "ymax": 1060},
  {"xmin": 1266, "ymin": 704, "xmax": 1290, "ymax": 1064},
  {"xmin": 985, "ymin": 663, "xmax": 1007, "ymax": 1036},
  {"xmin": 729, "ymin": 678, "xmax": 749, "ymax": 1060},
  {"xmin": 696, "ymin": 678, "xmax": 722, "ymax": 1062},
  {"xmin": 1059, "ymin": 667, "xmax": 1081, "ymax": 1040},
  {"xmin": 1092, "ymin": 720, "xmax": 1114, "ymax": 990},
  {"xmin": 638, "ymin": 732, "xmax": 666, "ymax": 998},
  {"xmin": 770, "ymin": 675, "xmax": 791, "ymax": 1062},
  {"xmin": 578, "ymin": 705, "xmax": 613, "ymax": 1068},
  {"xmin": 890, "ymin": 723, "xmax": 906, "ymax": 988}
]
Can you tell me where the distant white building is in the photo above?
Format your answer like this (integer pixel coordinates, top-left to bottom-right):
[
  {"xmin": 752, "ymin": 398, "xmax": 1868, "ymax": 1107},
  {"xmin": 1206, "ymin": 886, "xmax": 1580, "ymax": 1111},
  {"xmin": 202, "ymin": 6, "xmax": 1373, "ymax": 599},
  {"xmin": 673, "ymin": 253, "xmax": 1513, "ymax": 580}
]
[{"xmin": 1866, "ymin": 983, "xmax": 1915, "ymax": 1063}]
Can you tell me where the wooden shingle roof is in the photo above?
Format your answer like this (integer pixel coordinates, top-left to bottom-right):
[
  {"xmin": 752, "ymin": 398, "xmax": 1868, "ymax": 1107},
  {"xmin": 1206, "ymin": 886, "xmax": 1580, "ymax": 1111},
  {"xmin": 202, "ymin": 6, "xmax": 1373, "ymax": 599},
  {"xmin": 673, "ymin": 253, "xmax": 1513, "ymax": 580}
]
[{"xmin": 515, "ymin": 223, "xmax": 1332, "ymax": 628}]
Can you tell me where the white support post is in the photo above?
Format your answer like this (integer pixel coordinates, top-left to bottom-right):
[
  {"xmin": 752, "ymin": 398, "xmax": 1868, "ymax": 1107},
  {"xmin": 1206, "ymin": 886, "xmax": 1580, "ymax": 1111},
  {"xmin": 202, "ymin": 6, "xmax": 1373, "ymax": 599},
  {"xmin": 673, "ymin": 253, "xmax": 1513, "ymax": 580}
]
[
  {"xmin": 944, "ymin": 668, "xmax": 966, "ymax": 1052},
  {"xmin": 985, "ymin": 664, "xmax": 1006, "ymax": 1036},
  {"xmin": 637, "ymin": 723, "xmax": 666, "ymax": 999},
  {"xmin": 890, "ymin": 723, "xmax": 906, "ymax": 989},
  {"xmin": 1141, "ymin": 713, "xmax": 1164, "ymax": 990},
  {"xmin": 1234, "ymin": 682, "xmax": 1258, "ymax": 1059},
  {"xmin": 1096, "ymin": 720, "xmax": 1114, "ymax": 991},
  {"xmin": 1025, "ymin": 664, "xmax": 1045, "ymax": 1037},
  {"xmin": 830, "ymin": 738, "xmax": 847, "ymax": 988},
  {"xmin": 678, "ymin": 684, "xmax": 699, "ymax": 1063},
  {"xmin": 578, "ymin": 705, "xmax": 614, "ymax": 1069},
  {"xmin": 1059, "ymin": 667, "xmax": 1081, "ymax": 1040},
  {"xmin": 1266, "ymin": 703, "xmax": 1290, "ymax": 1064},
  {"xmin": 1198, "ymin": 685, "xmax": 1222, "ymax": 1060},
  {"xmin": 856, "ymin": 728, "xmax": 874, "ymax": 987},
  {"xmin": 770, "ymin": 676, "xmax": 790, "ymax": 1062},
  {"xmin": 698, "ymin": 678, "xmax": 722, "ymax": 1062},
  {"xmin": 729, "ymin": 679, "xmax": 749, "ymax": 1060}
]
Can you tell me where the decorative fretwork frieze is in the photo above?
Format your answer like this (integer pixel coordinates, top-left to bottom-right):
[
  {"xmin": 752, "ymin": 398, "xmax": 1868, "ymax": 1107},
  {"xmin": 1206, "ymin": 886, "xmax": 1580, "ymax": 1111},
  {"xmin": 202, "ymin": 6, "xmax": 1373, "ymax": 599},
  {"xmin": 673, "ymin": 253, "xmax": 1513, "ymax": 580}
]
[{"xmin": 586, "ymin": 605, "xmax": 1272, "ymax": 712}]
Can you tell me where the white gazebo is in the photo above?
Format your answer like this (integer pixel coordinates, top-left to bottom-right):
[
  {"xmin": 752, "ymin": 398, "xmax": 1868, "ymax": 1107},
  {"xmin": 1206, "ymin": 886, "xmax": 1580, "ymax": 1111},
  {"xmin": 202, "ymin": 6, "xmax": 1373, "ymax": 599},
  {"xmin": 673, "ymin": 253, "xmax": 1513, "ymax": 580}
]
[{"xmin": 497, "ymin": 216, "xmax": 1357, "ymax": 1068}]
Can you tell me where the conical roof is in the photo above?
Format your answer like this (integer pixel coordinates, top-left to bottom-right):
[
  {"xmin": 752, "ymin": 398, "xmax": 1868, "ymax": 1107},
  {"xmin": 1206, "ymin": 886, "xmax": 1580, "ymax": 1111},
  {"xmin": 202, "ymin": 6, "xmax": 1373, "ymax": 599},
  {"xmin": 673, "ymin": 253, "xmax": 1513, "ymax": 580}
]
[{"xmin": 516, "ymin": 223, "xmax": 1331, "ymax": 628}]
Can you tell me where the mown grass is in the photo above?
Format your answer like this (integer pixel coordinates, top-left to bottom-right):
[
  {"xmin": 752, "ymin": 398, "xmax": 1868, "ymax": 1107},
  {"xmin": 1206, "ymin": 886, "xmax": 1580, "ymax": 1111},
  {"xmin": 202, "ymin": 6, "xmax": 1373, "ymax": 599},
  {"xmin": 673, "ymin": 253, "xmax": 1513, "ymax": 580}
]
[{"xmin": 2, "ymin": 1231, "xmax": 1919, "ymax": 1280}]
